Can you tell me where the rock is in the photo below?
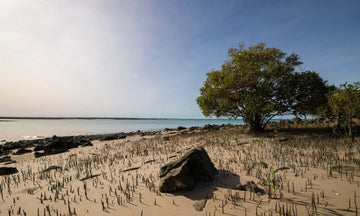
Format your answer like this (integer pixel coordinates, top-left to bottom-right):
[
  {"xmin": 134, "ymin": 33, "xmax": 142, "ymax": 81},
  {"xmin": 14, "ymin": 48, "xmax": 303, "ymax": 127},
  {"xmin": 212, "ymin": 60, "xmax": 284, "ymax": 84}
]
[
  {"xmin": 193, "ymin": 199, "xmax": 207, "ymax": 211},
  {"xmin": 189, "ymin": 126, "xmax": 199, "ymax": 131},
  {"xmin": 0, "ymin": 149, "xmax": 10, "ymax": 157},
  {"xmin": 202, "ymin": 124, "xmax": 220, "ymax": 131},
  {"xmin": 0, "ymin": 167, "xmax": 18, "ymax": 176},
  {"xmin": 234, "ymin": 181, "xmax": 265, "ymax": 195},
  {"xmin": 0, "ymin": 156, "xmax": 12, "ymax": 163},
  {"xmin": 34, "ymin": 136, "xmax": 93, "ymax": 158},
  {"xmin": 13, "ymin": 148, "xmax": 32, "ymax": 155},
  {"xmin": 177, "ymin": 126, "xmax": 187, "ymax": 130},
  {"xmin": 100, "ymin": 134, "xmax": 127, "ymax": 141},
  {"xmin": 278, "ymin": 137, "xmax": 289, "ymax": 142},
  {"xmin": 4, "ymin": 161, "xmax": 17, "ymax": 165},
  {"xmin": 159, "ymin": 146, "xmax": 217, "ymax": 193}
]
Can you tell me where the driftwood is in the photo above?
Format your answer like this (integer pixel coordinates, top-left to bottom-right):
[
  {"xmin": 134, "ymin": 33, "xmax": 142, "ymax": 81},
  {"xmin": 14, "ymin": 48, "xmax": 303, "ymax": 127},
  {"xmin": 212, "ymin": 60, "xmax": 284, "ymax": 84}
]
[
  {"xmin": 168, "ymin": 155, "xmax": 177, "ymax": 159},
  {"xmin": 42, "ymin": 166, "xmax": 62, "ymax": 173},
  {"xmin": 144, "ymin": 159, "xmax": 155, "ymax": 164},
  {"xmin": 80, "ymin": 174, "xmax": 101, "ymax": 181},
  {"xmin": 122, "ymin": 167, "xmax": 140, "ymax": 172}
]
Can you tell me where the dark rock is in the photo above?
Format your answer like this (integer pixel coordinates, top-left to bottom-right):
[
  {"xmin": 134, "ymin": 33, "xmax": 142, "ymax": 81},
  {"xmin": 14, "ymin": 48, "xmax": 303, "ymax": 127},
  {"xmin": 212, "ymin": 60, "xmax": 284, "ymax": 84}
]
[
  {"xmin": 177, "ymin": 126, "xmax": 187, "ymax": 130},
  {"xmin": 203, "ymin": 124, "xmax": 220, "ymax": 131},
  {"xmin": 13, "ymin": 148, "xmax": 32, "ymax": 155},
  {"xmin": 164, "ymin": 128, "xmax": 176, "ymax": 132},
  {"xmin": 159, "ymin": 146, "xmax": 217, "ymax": 193},
  {"xmin": 33, "ymin": 145, "xmax": 44, "ymax": 151},
  {"xmin": 4, "ymin": 161, "xmax": 17, "ymax": 165},
  {"xmin": 0, "ymin": 156, "xmax": 12, "ymax": 163},
  {"xmin": 234, "ymin": 181, "xmax": 265, "ymax": 195},
  {"xmin": 193, "ymin": 199, "xmax": 207, "ymax": 211},
  {"xmin": 0, "ymin": 130, "xmax": 160, "ymax": 157},
  {"xmin": 189, "ymin": 126, "xmax": 199, "ymax": 131},
  {"xmin": 0, "ymin": 149, "xmax": 10, "ymax": 156},
  {"xmin": 0, "ymin": 167, "xmax": 18, "ymax": 176},
  {"xmin": 34, "ymin": 136, "xmax": 93, "ymax": 158},
  {"xmin": 100, "ymin": 134, "xmax": 127, "ymax": 141},
  {"xmin": 0, "ymin": 140, "xmax": 35, "ymax": 154},
  {"xmin": 278, "ymin": 137, "xmax": 289, "ymax": 142}
]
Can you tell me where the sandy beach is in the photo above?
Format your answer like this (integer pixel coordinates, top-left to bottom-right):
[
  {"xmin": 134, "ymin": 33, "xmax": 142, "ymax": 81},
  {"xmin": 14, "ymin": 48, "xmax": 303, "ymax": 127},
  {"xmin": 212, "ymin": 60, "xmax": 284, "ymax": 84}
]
[{"xmin": 1, "ymin": 125, "xmax": 359, "ymax": 215}]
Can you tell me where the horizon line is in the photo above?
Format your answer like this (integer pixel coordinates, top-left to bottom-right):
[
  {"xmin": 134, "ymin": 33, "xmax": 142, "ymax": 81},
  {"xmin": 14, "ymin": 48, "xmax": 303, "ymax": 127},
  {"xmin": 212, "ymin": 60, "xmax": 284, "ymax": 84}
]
[
  {"xmin": 0, "ymin": 116, "xmax": 292, "ymax": 121},
  {"xmin": 0, "ymin": 116, "xmax": 237, "ymax": 120}
]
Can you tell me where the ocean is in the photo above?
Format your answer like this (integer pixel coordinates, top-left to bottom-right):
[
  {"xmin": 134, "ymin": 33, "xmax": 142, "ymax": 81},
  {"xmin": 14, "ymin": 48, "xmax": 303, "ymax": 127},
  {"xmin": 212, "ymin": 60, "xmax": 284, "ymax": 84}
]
[{"xmin": 0, "ymin": 118, "xmax": 246, "ymax": 142}]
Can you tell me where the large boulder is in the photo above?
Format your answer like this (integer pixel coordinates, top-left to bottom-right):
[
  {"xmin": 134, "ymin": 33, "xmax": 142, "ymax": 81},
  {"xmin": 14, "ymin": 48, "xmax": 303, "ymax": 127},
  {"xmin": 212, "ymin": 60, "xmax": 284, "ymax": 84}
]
[{"xmin": 159, "ymin": 146, "xmax": 217, "ymax": 193}]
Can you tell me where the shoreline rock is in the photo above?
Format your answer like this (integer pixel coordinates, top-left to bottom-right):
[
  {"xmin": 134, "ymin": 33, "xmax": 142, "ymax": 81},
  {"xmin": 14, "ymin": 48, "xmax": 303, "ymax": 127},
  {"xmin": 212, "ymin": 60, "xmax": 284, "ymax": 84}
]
[
  {"xmin": 0, "ymin": 167, "xmax": 18, "ymax": 176},
  {"xmin": 0, "ymin": 124, "xmax": 235, "ymax": 158}
]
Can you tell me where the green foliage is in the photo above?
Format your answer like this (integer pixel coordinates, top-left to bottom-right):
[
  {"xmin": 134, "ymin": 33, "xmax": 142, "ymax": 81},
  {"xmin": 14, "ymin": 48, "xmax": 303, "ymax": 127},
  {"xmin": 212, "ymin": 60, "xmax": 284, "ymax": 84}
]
[
  {"xmin": 329, "ymin": 82, "xmax": 360, "ymax": 137},
  {"xmin": 290, "ymin": 71, "xmax": 329, "ymax": 117},
  {"xmin": 255, "ymin": 139, "xmax": 263, "ymax": 143},
  {"xmin": 315, "ymin": 85, "xmax": 337, "ymax": 118},
  {"xmin": 196, "ymin": 42, "xmax": 328, "ymax": 132},
  {"xmin": 258, "ymin": 161, "xmax": 289, "ymax": 198}
]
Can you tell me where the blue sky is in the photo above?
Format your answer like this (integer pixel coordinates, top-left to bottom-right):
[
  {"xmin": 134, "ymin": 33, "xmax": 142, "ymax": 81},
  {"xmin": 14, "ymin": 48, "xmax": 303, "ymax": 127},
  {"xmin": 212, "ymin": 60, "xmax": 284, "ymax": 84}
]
[{"xmin": 0, "ymin": 0, "xmax": 359, "ymax": 118}]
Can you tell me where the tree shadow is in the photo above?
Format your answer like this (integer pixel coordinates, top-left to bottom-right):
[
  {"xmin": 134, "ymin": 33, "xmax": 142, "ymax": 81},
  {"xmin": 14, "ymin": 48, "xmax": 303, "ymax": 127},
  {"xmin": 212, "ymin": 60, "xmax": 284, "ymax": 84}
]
[{"xmin": 169, "ymin": 169, "xmax": 241, "ymax": 201}]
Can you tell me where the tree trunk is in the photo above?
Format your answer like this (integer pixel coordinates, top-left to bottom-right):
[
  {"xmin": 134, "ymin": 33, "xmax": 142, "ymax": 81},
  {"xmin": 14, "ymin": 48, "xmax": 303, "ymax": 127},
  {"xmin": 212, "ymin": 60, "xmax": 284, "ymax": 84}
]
[
  {"xmin": 248, "ymin": 114, "xmax": 264, "ymax": 132},
  {"xmin": 348, "ymin": 116, "xmax": 353, "ymax": 138}
]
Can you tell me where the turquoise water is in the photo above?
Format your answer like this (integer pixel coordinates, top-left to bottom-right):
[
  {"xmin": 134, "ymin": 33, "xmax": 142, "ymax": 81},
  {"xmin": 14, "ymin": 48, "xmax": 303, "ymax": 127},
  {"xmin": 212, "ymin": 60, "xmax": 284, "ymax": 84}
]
[{"xmin": 0, "ymin": 118, "xmax": 245, "ymax": 141}]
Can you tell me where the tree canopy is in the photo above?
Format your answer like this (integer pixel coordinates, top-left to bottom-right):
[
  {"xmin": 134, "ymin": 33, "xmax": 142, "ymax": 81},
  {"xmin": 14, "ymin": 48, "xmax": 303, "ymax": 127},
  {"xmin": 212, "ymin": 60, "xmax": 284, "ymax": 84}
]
[
  {"xmin": 197, "ymin": 42, "xmax": 328, "ymax": 132},
  {"xmin": 329, "ymin": 82, "xmax": 360, "ymax": 137},
  {"xmin": 290, "ymin": 71, "xmax": 329, "ymax": 118}
]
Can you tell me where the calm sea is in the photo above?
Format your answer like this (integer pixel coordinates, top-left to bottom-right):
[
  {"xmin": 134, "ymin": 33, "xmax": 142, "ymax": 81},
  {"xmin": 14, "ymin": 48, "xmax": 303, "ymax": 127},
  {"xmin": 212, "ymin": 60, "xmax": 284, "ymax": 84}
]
[{"xmin": 0, "ymin": 118, "xmax": 245, "ymax": 142}]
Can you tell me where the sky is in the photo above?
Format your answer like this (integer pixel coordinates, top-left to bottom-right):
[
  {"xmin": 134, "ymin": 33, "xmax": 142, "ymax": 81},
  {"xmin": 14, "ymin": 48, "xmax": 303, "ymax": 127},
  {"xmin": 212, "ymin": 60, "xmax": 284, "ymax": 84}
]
[{"xmin": 0, "ymin": 0, "xmax": 359, "ymax": 118}]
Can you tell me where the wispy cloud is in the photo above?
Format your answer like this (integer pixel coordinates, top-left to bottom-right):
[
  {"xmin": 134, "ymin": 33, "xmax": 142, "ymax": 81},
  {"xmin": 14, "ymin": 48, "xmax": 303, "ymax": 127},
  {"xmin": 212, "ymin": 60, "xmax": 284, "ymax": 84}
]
[{"xmin": 0, "ymin": 0, "xmax": 359, "ymax": 117}]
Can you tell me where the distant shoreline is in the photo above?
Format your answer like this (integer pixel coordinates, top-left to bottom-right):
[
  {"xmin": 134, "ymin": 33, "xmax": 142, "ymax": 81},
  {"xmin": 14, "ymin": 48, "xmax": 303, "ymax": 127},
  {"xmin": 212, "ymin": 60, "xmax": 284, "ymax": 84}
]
[
  {"xmin": 0, "ymin": 117, "xmax": 239, "ymax": 121},
  {"xmin": 0, "ymin": 117, "xmax": 187, "ymax": 120}
]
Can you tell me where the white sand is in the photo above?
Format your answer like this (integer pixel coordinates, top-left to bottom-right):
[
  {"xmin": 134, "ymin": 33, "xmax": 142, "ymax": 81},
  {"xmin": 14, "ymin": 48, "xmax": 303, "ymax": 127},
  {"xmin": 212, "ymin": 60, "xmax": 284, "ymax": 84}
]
[{"xmin": 1, "ymin": 128, "xmax": 359, "ymax": 215}]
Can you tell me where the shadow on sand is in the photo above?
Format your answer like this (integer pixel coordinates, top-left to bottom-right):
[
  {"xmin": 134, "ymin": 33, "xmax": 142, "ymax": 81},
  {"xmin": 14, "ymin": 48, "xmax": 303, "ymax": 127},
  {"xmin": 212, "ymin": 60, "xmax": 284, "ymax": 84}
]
[{"xmin": 170, "ymin": 169, "xmax": 241, "ymax": 201}]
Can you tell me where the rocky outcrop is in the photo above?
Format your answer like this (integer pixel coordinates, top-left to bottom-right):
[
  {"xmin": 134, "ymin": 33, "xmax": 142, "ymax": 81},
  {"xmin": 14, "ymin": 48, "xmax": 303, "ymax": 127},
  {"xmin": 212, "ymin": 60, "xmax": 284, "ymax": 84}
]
[
  {"xmin": 202, "ymin": 124, "xmax": 220, "ymax": 131},
  {"xmin": 34, "ymin": 136, "xmax": 93, "ymax": 158},
  {"xmin": 100, "ymin": 134, "xmax": 127, "ymax": 141},
  {"xmin": 0, "ymin": 156, "xmax": 12, "ymax": 163},
  {"xmin": 13, "ymin": 148, "xmax": 32, "ymax": 155},
  {"xmin": 0, "ymin": 131, "xmax": 160, "ymax": 157},
  {"xmin": 0, "ymin": 167, "xmax": 18, "ymax": 176},
  {"xmin": 159, "ymin": 146, "xmax": 217, "ymax": 193}
]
